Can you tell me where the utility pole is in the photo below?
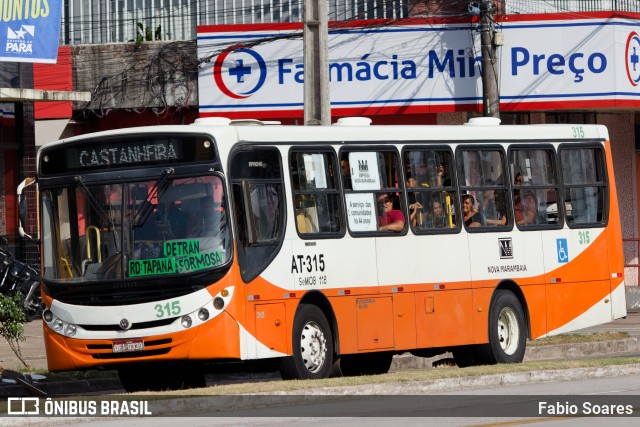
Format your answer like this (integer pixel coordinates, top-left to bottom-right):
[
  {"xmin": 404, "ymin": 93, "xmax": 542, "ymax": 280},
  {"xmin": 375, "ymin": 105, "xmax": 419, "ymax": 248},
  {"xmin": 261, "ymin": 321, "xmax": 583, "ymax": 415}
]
[
  {"xmin": 480, "ymin": 0, "xmax": 500, "ymax": 118},
  {"xmin": 303, "ymin": 0, "xmax": 330, "ymax": 125}
]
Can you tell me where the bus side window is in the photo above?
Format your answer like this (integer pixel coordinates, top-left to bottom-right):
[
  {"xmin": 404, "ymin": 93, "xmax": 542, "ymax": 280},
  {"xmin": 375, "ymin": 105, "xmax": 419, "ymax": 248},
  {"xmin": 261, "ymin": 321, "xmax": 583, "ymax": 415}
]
[
  {"xmin": 290, "ymin": 150, "xmax": 342, "ymax": 236},
  {"xmin": 404, "ymin": 148, "xmax": 457, "ymax": 232},
  {"xmin": 344, "ymin": 149, "xmax": 406, "ymax": 235},
  {"xmin": 456, "ymin": 147, "xmax": 509, "ymax": 230},
  {"xmin": 559, "ymin": 146, "xmax": 607, "ymax": 226},
  {"xmin": 509, "ymin": 146, "xmax": 561, "ymax": 229}
]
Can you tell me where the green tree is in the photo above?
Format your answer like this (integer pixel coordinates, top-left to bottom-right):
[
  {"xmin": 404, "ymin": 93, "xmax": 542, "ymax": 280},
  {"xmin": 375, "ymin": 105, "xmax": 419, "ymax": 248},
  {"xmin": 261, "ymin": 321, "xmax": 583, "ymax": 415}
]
[{"xmin": 0, "ymin": 294, "xmax": 29, "ymax": 369}]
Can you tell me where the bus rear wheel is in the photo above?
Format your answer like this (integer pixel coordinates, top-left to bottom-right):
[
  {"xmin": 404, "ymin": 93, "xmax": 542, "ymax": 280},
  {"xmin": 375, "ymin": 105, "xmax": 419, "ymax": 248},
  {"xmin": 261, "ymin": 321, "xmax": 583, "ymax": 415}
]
[
  {"xmin": 484, "ymin": 290, "xmax": 526, "ymax": 364},
  {"xmin": 280, "ymin": 304, "xmax": 334, "ymax": 380},
  {"xmin": 339, "ymin": 352, "xmax": 393, "ymax": 376}
]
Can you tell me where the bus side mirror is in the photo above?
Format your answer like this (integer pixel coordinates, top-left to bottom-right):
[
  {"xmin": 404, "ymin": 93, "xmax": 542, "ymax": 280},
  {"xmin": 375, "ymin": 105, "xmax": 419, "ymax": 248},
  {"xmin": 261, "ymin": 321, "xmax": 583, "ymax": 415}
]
[{"xmin": 17, "ymin": 177, "xmax": 37, "ymax": 240}]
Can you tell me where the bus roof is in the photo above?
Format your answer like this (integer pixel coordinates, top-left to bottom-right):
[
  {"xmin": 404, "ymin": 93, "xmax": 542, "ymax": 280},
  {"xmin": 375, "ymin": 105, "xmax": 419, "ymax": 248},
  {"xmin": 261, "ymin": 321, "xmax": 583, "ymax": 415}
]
[{"xmin": 40, "ymin": 118, "xmax": 609, "ymax": 154}]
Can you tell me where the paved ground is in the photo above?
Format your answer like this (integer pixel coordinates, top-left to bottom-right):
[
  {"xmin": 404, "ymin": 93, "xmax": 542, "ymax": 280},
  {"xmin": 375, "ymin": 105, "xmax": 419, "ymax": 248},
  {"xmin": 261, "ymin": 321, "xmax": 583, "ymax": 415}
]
[
  {"xmin": 0, "ymin": 320, "xmax": 48, "ymax": 372},
  {"xmin": 1, "ymin": 310, "xmax": 639, "ymax": 373}
]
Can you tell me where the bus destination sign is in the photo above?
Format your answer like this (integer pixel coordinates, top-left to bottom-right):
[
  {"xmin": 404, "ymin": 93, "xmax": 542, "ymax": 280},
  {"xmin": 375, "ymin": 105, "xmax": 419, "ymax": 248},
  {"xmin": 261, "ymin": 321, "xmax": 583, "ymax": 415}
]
[
  {"xmin": 39, "ymin": 134, "xmax": 217, "ymax": 175},
  {"xmin": 78, "ymin": 142, "xmax": 179, "ymax": 167}
]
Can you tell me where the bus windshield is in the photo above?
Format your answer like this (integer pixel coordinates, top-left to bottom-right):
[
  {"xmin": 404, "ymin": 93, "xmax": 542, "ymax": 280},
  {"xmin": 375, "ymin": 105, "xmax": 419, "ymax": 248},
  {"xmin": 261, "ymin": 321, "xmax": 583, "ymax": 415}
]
[{"xmin": 41, "ymin": 175, "xmax": 231, "ymax": 282}]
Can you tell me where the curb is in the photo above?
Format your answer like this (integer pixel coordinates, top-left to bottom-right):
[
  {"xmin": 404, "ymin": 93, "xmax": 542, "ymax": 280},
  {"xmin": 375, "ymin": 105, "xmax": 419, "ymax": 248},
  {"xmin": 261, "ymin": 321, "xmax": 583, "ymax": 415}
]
[
  {"xmin": 389, "ymin": 337, "xmax": 639, "ymax": 371},
  {"xmin": 266, "ymin": 363, "xmax": 640, "ymax": 396},
  {"xmin": 0, "ymin": 338, "xmax": 637, "ymax": 398},
  {"xmin": 524, "ymin": 337, "xmax": 638, "ymax": 361}
]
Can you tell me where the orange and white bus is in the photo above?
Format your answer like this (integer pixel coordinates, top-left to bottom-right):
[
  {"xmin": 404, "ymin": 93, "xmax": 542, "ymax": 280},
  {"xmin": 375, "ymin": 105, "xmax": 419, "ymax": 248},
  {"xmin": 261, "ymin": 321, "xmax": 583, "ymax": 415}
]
[{"xmin": 19, "ymin": 116, "xmax": 625, "ymax": 391}]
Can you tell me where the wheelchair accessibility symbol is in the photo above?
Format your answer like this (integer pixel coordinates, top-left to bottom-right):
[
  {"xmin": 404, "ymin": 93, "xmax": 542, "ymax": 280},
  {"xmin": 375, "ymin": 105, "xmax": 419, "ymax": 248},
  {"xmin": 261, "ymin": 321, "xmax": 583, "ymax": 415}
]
[{"xmin": 556, "ymin": 238, "xmax": 569, "ymax": 263}]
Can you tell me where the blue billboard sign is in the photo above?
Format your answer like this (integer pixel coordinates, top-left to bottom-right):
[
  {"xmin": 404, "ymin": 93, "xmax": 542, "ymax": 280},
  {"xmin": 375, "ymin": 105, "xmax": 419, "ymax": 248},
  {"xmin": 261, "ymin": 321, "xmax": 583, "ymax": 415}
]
[{"xmin": 0, "ymin": 1, "xmax": 62, "ymax": 63}]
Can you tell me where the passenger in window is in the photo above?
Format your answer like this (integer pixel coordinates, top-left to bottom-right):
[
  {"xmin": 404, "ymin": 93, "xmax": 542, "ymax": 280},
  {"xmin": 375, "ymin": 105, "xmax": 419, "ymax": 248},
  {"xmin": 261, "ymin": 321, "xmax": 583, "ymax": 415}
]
[
  {"xmin": 461, "ymin": 194, "xmax": 481, "ymax": 228},
  {"xmin": 406, "ymin": 174, "xmax": 424, "ymax": 227},
  {"xmin": 428, "ymin": 198, "xmax": 448, "ymax": 229},
  {"xmin": 481, "ymin": 183, "xmax": 507, "ymax": 226},
  {"xmin": 514, "ymin": 173, "xmax": 537, "ymax": 225},
  {"xmin": 341, "ymin": 158, "xmax": 352, "ymax": 190},
  {"xmin": 436, "ymin": 162, "xmax": 448, "ymax": 186},
  {"xmin": 376, "ymin": 193, "xmax": 405, "ymax": 232},
  {"xmin": 412, "ymin": 162, "xmax": 432, "ymax": 188}
]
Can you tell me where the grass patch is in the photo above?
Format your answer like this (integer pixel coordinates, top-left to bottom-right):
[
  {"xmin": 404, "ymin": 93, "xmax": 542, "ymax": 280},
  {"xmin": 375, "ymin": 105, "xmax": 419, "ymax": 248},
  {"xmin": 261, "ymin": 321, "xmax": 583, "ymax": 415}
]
[{"xmin": 528, "ymin": 331, "xmax": 630, "ymax": 347}]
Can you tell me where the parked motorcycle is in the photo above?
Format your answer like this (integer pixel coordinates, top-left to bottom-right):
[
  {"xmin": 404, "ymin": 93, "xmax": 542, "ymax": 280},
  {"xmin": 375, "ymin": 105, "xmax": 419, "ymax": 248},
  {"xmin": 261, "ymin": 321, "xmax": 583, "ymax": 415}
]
[{"xmin": 0, "ymin": 237, "xmax": 42, "ymax": 321}]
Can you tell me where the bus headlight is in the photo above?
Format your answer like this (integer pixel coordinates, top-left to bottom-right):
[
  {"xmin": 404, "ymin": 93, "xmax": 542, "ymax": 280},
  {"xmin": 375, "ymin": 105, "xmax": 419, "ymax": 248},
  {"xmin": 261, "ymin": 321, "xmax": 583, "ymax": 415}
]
[
  {"xmin": 181, "ymin": 315, "xmax": 193, "ymax": 329},
  {"xmin": 43, "ymin": 309, "xmax": 53, "ymax": 323},
  {"xmin": 64, "ymin": 324, "xmax": 77, "ymax": 336},
  {"xmin": 213, "ymin": 297, "xmax": 225, "ymax": 310},
  {"xmin": 52, "ymin": 319, "xmax": 64, "ymax": 332},
  {"xmin": 198, "ymin": 308, "xmax": 210, "ymax": 321}
]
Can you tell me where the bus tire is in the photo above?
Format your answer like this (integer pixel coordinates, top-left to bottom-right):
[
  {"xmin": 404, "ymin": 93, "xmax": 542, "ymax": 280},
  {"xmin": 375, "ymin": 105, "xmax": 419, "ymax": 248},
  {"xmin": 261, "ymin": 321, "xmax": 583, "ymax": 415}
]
[
  {"xmin": 280, "ymin": 304, "xmax": 334, "ymax": 380},
  {"xmin": 339, "ymin": 352, "xmax": 393, "ymax": 376},
  {"xmin": 485, "ymin": 290, "xmax": 526, "ymax": 364}
]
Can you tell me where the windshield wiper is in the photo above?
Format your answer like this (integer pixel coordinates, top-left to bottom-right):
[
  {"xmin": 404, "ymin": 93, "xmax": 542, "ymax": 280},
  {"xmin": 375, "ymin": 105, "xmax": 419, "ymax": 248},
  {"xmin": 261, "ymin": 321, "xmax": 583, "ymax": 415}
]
[
  {"xmin": 132, "ymin": 167, "xmax": 175, "ymax": 227},
  {"xmin": 74, "ymin": 176, "xmax": 120, "ymax": 253}
]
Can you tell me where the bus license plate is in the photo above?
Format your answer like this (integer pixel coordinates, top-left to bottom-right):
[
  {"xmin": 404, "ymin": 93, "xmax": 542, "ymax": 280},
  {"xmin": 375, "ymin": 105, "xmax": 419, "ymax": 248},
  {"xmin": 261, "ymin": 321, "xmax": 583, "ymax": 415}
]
[{"xmin": 112, "ymin": 338, "xmax": 144, "ymax": 353}]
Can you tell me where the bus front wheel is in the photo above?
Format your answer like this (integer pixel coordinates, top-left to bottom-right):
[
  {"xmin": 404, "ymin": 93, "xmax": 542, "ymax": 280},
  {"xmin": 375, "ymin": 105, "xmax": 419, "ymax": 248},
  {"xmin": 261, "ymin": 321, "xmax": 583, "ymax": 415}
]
[
  {"xmin": 280, "ymin": 304, "xmax": 334, "ymax": 380},
  {"xmin": 485, "ymin": 290, "xmax": 526, "ymax": 364}
]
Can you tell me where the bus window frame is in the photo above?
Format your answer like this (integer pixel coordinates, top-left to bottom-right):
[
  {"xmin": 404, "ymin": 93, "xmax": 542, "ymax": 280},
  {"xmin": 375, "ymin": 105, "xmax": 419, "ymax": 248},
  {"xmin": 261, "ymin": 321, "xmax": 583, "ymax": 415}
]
[
  {"xmin": 228, "ymin": 145, "xmax": 287, "ymax": 283},
  {"xmin": 557, "ymin": 142, "xmax": 609, "ymax": 229},
  {"xmin": 339, "ymin": 145, "xmax": 408, "ymax": 238},
  {"xmin": 288, "ymin": 146, "xmax": 346, "ymax": 239},
  {"xmin": 401, "ymin": 144, "xmax": 460, "ymax": 235},
  {"xmin": 507, "ymin": 143, "xmax": 565, "ymax": 231}
]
